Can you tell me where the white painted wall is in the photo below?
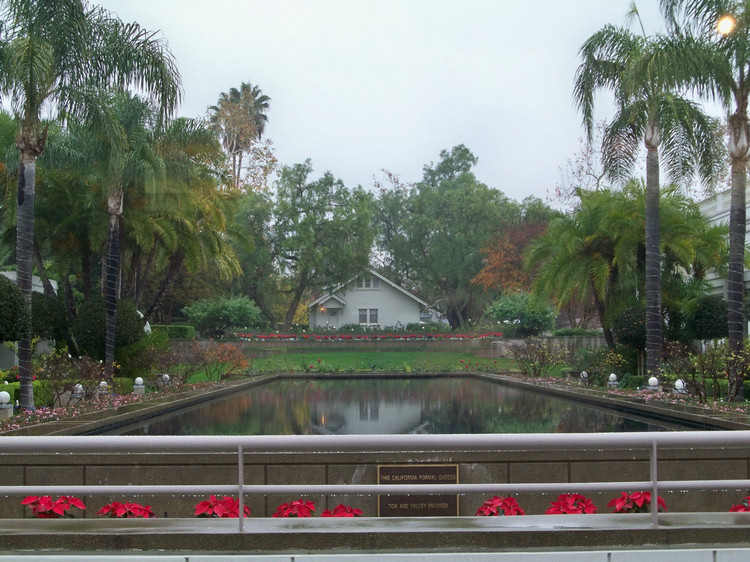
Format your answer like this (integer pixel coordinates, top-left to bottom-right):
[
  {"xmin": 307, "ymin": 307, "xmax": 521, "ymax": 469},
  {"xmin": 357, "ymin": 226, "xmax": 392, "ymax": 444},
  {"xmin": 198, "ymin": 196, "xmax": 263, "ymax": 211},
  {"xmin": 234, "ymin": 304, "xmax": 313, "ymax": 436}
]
[{"xmin": 309, "ymin": 277, "xmax": 422, "ymax": 329}]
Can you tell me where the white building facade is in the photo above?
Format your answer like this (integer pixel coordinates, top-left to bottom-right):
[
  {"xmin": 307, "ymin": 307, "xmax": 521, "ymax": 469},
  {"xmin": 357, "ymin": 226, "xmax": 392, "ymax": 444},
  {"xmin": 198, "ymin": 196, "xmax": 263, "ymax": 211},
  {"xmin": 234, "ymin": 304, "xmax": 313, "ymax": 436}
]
[{"xmin": 308, "ymin": 270, "xmax": 428, "ymax": 330}]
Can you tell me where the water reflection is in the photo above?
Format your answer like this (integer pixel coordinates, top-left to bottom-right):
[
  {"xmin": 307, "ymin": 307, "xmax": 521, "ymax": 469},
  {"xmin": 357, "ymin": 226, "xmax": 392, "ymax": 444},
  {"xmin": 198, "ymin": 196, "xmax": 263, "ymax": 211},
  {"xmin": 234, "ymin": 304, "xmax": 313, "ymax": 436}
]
[{"xmin": 117, "ymin": 377, "xmax": 676, "ymax": 435}]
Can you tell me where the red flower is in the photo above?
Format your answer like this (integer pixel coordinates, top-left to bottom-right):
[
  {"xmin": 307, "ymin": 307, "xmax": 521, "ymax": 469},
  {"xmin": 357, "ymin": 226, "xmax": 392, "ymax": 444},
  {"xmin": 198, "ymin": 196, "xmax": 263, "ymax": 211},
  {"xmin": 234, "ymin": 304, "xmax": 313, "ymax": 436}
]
[
  {"xmin": 545, "ymin": 493, "xmax": 597, "ymax": 514},
  {"xmin": 272, "ymin": 499, "xmax": 316, "ymax": 517},
  {"xmin": 475, "ymin": 496, "xmax": 525, "ymax": 516},
  {"xmin": 22, "ymin": 495, "xmax": 86, "ymax": 518},
  {"xmin": 607, "ymin": 491, "xmax": 667, "ymax": 514},
  {"xmin": 98, "ymin": 501, "xmax": 156, "ymax": 518},
  {"xmin": 194, "ymin": 495, "xmax": 250, "ymax": 518},
  {"xmin": 730, "ymin": 496, "xmax": 750, "ymax": 512},
  {"xmin": 321, "ymin": 503, "xmax": 363, "ymax": 517}
]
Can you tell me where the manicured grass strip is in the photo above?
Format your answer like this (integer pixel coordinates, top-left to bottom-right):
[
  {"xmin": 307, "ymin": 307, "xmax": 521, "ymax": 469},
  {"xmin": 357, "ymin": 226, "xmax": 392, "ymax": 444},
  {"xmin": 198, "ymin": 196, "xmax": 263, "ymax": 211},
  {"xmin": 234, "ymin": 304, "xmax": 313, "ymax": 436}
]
[{"xmin": 186, "ymin": 351, "xmax": 517, "ymax": 382}]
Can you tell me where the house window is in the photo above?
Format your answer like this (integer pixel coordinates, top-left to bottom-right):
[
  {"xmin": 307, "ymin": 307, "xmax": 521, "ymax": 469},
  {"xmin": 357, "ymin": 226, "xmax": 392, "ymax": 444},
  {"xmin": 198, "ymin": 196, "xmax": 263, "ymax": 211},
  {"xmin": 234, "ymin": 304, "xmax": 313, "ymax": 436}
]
[
  {"xmin": 359, "ymin": 308, "xmax": 378, "ymax": 324},
  {"xmin": 356, "ymin": 276, "xmax": 380, "ymax": 289}
]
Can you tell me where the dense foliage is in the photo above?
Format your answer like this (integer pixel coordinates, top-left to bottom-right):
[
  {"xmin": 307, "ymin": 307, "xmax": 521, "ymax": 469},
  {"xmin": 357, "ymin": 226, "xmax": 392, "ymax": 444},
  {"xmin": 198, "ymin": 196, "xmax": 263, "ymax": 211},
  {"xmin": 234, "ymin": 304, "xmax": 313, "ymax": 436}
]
[
  {"xmin": 182, "ymin": 296, "xmax": 263, "ymax": 338},
  {"xmin": 0, "ymin": 274, "xmax": 29, "ymax": 342}
]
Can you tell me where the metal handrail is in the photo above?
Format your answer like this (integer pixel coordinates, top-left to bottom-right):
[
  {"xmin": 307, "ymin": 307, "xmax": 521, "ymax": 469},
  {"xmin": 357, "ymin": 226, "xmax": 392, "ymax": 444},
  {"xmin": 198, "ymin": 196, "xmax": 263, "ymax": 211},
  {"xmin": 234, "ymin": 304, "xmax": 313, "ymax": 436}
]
[{"xmin": 2, "ymin": 431, "xmax": 749, "ymax": 531}]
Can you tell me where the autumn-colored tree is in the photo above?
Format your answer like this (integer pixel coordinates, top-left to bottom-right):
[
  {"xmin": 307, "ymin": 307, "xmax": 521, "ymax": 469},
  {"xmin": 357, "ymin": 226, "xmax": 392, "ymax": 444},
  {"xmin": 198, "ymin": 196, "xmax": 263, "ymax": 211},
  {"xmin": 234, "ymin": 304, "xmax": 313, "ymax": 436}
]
[{"xmin": 473, "ymin": 221, "xmax": 547, "ymax": 292}]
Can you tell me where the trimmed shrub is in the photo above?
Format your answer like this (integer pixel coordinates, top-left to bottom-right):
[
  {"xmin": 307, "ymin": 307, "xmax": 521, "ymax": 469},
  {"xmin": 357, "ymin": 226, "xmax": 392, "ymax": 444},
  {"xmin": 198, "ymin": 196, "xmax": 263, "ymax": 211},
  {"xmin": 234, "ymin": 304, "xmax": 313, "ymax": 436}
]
[
  {"xmin": 31, "ymin": 291, "xmax": 68, "ymax": 341},
  {"xmin": 688, "ymin": 296, "xmax": 727, "ymax": 341},
  {"xmin": 182, "ymin": 296, "xmax": 263, "ymax": 338},
  {"xmin": 116, "ymin": 329, "xmax": 171, "ymax": 379},
  {"xmin": 0, "ymin": 274, "xmax": 30, "ymax": 342},
  {"xmin": 612, "ymin": 305, "xmax": 646, "ymax": 352},
  {"xmin": 485, "ymin": 293, "xmax": 555, "ymax": 337},
  {"xmin": 151, "ymin": 324, "xmax": 197, "ymax": 340},
  {"xmin": 72, "ymin": 297, "xmax": 144, "ymax": 360}
]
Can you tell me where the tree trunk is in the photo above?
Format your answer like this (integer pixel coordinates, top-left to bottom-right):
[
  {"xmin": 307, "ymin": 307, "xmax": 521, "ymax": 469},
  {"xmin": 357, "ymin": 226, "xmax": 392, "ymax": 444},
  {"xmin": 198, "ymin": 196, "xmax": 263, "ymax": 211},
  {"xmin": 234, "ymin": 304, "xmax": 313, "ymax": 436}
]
[
  {"xmin": 283, "ymin": 273, "xmax": 308, "ymax": 330},
  {"xmin": 644, "ymin": 133, "xmax": 662, "ymax": 380},
  {"xmin": 104, "ymin": 191, "xmax": 123, "ymax": 382},
  {"xmin": 144, "ymin": 251, "xmax": 184, "ymax": 321},
  {"xmin": 727, "ymin": 113, "xmax": 749, "ymax": 400},
  {"xmin": 16, "ymin": 157, "xmax": 35, "ymax": 410},
  {"xmin": 33, "ymin": 243, "xmax": 57, "ymax": 297}
]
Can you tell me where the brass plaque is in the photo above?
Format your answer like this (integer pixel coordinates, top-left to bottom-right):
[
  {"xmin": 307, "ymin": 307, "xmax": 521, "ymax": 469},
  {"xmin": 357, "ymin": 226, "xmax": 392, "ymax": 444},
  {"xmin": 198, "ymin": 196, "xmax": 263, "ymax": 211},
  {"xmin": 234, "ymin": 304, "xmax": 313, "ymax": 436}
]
[{"xmin": 377, "ymin": 464, "xmax": 459, "ymax": 517}]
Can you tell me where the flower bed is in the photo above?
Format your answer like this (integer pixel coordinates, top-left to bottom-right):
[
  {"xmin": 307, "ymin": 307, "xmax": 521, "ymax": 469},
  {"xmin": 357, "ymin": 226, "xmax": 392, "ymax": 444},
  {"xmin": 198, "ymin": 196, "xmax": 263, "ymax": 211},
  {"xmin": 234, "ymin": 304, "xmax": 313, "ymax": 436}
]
[
  {"xmin": 25, "ymin": 493, "xmax": 744, "ymax": 519},
  {"xmin": 237, "ymin": 332, "xmax": 503, "ymax": 343}
]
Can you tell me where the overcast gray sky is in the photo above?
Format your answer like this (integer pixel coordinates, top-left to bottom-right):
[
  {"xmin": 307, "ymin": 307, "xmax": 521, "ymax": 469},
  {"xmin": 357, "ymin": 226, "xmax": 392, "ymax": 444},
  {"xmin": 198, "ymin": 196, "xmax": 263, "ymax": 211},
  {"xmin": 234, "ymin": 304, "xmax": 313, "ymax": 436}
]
[{"xmin": 96, "ymin": 0, "xmax": 671, "ymax": 204}]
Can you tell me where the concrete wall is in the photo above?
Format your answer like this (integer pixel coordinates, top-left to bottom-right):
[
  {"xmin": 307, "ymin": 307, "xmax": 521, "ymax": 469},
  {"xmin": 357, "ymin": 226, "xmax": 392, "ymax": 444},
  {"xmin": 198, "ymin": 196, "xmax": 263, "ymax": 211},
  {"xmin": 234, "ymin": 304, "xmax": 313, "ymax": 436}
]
[{"xmin": 2, "ymin": 445, "xmax": 747, "ymax": 519}]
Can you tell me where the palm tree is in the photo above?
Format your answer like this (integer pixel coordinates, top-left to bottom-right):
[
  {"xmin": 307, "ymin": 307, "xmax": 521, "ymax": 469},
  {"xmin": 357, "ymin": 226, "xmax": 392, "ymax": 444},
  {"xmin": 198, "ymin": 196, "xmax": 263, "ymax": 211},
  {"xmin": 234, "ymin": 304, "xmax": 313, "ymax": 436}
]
[
  {"xmin": 574, "ymin": 13, "xmax": 722, "ymax": 379},
  {"xmin": 526, "ymin": 184, "xmax": 726, "ymax": 351},
  {"xmin": 0, "ymin": 0, "xmax": 181, "ymax": 409},
  {"xmin": 209, "ymin": 82, "xmax": 270, "ymax": 189},
  {"xmin": 658, "ymin": 0, "xmax": 750, "ymax": 398}
]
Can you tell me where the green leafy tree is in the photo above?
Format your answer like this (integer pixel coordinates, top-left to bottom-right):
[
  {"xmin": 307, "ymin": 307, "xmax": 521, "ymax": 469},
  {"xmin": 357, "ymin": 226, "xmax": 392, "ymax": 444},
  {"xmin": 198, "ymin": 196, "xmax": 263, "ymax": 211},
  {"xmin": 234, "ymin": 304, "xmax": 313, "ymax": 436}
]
[
  {"xmin": 574, "ymin": 6, "xmax": 722, "ymax": 379},
  {"xmin": 485, "ymin": 292, "xmax": 555, "ymax": 338},
  {"xmin": 374, "ymin": 146, "xmax": 512, "ymax": 329},
  {"xmin": 273, "ymin": 160, "xmax": 373, "ymax": 329},
  {"xmin": 0, "ymin": 0, "xmax": 181, "ymax": 408},
  {"xmin": 182, "ymin": 296, "xmax": 263, "ymax": 338}
]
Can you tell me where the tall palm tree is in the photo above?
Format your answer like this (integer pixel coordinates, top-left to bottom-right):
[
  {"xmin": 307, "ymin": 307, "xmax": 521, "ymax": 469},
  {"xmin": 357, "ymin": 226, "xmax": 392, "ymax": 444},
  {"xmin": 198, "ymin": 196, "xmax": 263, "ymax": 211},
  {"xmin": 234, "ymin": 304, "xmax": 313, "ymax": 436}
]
[
  {"xmin": 658, "ymin": 0, "xmax": 750, "ymax": 398},
  {"xmin": 209, "ymin": 82, "xmax": 270, "ymax": 189},
  {"xmin": 526, "ymin": 184, "xmax": 726, "ymax": 350},
  {"xmin": 0, "ymin": 0, "xmax": 181, "ymax": 409},
  {"xmin": 574, "ymin": 14, "xmax": 722, "ymax": 379}
]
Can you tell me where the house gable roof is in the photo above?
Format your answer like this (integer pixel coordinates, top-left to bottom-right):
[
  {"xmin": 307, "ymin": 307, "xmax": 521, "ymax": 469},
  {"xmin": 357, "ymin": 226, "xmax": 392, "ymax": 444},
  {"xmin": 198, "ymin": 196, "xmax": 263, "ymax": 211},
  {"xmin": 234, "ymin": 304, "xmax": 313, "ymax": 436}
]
[{"xmin": 308, "ymin": 269, "xmax": 428, "ymax": 309}]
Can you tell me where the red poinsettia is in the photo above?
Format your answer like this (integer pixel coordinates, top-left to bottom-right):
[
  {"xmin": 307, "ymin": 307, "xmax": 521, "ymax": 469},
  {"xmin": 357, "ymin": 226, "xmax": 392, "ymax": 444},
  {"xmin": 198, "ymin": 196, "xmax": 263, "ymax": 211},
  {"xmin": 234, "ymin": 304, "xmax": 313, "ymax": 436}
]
[
  {"xmin": 321, "ymin": 503, "xmax": 363, "ymax": 517},
  {"xmin": 607, "ymin": 491, "xmax": 667, "ymax": 513},
  {"xmin": 97, "ymin": 501, "xmax": 156, "ymax": 518},
  {"xmin": 194, "ymin": 495, "xmax": 250, "ymax": 518},
  {"xmin": 272, "ymin": 499, "xmax": 316, "ymax": 517},
  {"xmin": 22, "ymin": 495, "xmax": 86, "ymax": 518},
  {"xmin": 475, "ymin": 496, "xmax": 525, "ymax": 516},
  {"xmin": 545, "ymin": 493, "xmax": 597, "ymax": 514},
  {"xmin": 730, "ymin": 496, "xmax": 750, "ymax": 512}
]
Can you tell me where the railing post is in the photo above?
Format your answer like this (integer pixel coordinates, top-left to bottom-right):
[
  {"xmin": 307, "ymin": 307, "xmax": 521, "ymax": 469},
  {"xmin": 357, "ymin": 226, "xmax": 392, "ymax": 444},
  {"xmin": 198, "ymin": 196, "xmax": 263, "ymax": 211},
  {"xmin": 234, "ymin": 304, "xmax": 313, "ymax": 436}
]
[
  {"xmin": 650, "ymin": 439, "xmax": 658, "ymax": 527},
  {"xmin": 238, "ymin": 444, "xmax": 245, "ymax": 533}
]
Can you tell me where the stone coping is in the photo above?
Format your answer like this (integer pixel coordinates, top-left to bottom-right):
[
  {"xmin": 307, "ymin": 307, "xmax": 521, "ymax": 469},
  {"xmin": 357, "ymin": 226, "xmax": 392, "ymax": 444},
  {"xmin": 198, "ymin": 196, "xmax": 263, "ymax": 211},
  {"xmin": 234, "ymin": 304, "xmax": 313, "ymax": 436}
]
[
  {"xmin": 475, "ymin": 373, "xmax": 750, "ymax": 431},
  {"xmin": 1, "ymin": 513, "xmax": 750, "ymax": 554}
]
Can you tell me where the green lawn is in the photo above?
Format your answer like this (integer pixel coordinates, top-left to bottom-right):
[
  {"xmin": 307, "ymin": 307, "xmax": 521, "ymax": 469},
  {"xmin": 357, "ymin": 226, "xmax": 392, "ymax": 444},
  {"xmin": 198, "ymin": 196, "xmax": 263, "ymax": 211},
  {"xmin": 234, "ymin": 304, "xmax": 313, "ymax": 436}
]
[{"xmin": 188, "ymin": 351, "xmax": 518, "ymax": 382}]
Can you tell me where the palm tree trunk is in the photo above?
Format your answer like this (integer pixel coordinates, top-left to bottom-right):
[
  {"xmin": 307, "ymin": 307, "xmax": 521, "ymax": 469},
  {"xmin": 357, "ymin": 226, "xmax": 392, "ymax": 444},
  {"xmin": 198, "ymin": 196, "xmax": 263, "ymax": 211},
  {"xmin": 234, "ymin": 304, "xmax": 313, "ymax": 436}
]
[
  {"xmin": 145, "ymin": 251, "xmax": 184, "ymax": 321},
  {"xmin": 727, "ymin": 113, "xmax": 749, "ymax": 400},
  {"xmin": 16, "ymin": 157, "xmax": 35, "ymax": 410},
  {"xmin": 644, "ymin": 140, "xmax": 662, "ymax": 380},
  {"xmin": 104, "ymin": 192, "xmax": 123, "ymax": 383}
]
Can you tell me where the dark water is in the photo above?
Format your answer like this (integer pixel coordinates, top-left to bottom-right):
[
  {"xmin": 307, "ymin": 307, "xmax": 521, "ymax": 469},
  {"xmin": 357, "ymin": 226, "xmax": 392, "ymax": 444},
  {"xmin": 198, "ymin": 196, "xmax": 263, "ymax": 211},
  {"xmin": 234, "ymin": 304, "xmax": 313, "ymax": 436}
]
[{"xmin": 115, "ymin": 376, "xmax": 682, "ymax": 435}]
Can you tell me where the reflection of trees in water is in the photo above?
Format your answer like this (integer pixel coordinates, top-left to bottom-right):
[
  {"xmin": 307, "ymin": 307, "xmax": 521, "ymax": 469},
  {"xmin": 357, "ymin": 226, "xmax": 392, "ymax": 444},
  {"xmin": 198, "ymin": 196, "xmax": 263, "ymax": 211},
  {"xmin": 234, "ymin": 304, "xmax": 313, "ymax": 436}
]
[
  {"xmin": 555, "ymin": 407, "xmax": 653, "ymax": 433},
  {"xmin": 127, "ymin": 377, "xmax": 656, "ymax": 435},
  {"xmin": 424, "ymin": 394, "xmax": 562, "ymax": 434}
]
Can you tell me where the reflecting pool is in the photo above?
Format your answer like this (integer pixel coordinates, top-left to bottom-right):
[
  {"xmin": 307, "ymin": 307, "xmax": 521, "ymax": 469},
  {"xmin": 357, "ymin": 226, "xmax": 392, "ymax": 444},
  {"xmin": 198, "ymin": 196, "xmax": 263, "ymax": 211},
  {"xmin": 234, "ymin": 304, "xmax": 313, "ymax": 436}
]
[{"xmin": 115, "ymin": 376, "xmax": 684, "ymax": 435}]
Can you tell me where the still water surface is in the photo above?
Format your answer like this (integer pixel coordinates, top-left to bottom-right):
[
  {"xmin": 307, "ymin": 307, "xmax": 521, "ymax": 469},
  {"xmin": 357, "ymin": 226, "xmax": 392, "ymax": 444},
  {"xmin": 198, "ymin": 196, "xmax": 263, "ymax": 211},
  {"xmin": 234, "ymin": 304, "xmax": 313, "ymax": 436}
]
[{"xmin": 117, "ymin": 377, "xmax": 677, "ymax": 435}]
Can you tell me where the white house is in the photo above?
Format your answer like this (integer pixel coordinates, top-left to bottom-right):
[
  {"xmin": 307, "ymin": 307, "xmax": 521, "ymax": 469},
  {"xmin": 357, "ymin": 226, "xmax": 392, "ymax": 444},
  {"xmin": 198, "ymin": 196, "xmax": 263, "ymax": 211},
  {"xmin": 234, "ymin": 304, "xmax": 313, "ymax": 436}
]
[
  {"xmin": 0, "ymin": 272, "xmax": 58, "ymax": 370},
  {"xmin": 697, "ymin": 187, "xmax": 750, "ymax": 297},
  {"xmin": 308, "ymin": 270, "xmax": 428, "ymax": 330}
]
